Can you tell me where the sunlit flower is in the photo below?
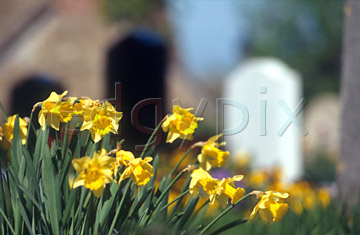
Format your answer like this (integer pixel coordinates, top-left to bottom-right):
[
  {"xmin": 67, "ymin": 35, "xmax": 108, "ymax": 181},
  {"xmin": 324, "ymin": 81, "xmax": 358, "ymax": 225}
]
[
  {"xmin": 38, "ymin": 91, "xmax": 68, "ymax": 130},
  {"xmin": 117, "ymin": 150, "xmax": 154, "ymax": 186},
  {"xmin": 1, "ymin": 114, "xmax": 28, "ymax": 146},
  {"xmin": 190, "ymin": 168, "xmax": 245, "ymax": 208},
  {"xmin": 113, "ymin": 150, "xmax": 136, "ymax": 176},
  {"xmin": 197, "ymin": 134, "xmax": 229, "ymax": 170},
  {"xmin": 80, "ymin": 101, "xmax": 122, "ymax": 143},
  {"xmin": 162, "ymin": 105, "xmax": 203, "ymax": 143},
  {"xmin": 71, "ymin": 149, "xmax": 115, "ymax": 198},
  {"xmin": 250, "ymin": 190, "xmax": 289, "ymax": 222},
  {"xmin": 70, "ymin": 97, "xmax": 101, "ymax": 119}
]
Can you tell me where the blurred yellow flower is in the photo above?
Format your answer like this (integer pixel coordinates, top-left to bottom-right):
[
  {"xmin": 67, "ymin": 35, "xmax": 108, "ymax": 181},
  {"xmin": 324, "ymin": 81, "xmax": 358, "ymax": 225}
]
[
  {"xmin": 117, "ymin": 150, "xmax": 154, "ymax": 186},
  {"xmin": 72, "ymin": 149, "xmax": 115, "ymax": 198},
  {"xmin": 318, "ymin": 187, "xmax": 331, "ymax": 208},
  {"xmin": 38, "ymin": 91, "xmax": 68, "ymax": 130},
  {"xmin": 250, "ymin": 191, "xmax": 289, "ymax": 222},
  {"xmin": 162, "ymin": 105, "xmax": 203, "ymax": 143},
  {"xmin": 197, "ymin": 134, "xmax": 229, "ymax": 171},
  {"xmin": 0, "ymin": 126, "xmax": 2, "ymax": 141},
  {"xmin": 190, "ymin": 168, "xmax": 245, "ymax": 208},
  {"xmin": 1, "ymin": 114, "xmax": 28, "ymax": 146},
  {"xmin": 234, "ymin": 150, "xmax": 250, "ymax": 168},
  {"xmin": 81, "ymin": 101, "xmax": 122, "ymax": 143},
  {"xmin": 248, "ymin": 170, "xmax": 268, "ymax": 188}
]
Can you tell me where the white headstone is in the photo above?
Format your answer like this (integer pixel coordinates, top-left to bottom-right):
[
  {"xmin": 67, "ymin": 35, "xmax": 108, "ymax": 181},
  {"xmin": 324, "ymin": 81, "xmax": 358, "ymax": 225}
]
[{"xmin": 222, "ymin": 58, "xmax": 303, "ymax": 182}]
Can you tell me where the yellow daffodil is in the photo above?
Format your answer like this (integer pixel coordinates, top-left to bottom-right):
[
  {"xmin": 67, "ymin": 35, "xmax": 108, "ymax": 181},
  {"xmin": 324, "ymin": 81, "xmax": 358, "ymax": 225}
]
[
  {"xmin": 1, "ymin": 115, "xmax": 28, "ymax": 147},
  {"xmin": 250, "ymin": 190, "xmax": 289, "ymax": 222},
  {"xmin": 71, "ymin": 149, "xmax": 115, "ymax": 198},
  {"xmin": 190, "ymin": 168, "xmax": 245, "ymax": 208},
  {"xmin": 113, "ymin": 150, "xmax": 136, "ymax": 176},
  {"xmin": 0, "ymin": 126, "xmax": 2, "ymax": 141},
  {"xmin": 162, "ymin": 105, "xmax": 203, "ymax": 143},
  {"xmin": 197, "ymin": 134, "xmax": 229, "ymax": 170},
  {"xmin": 38, "ymin": 91, "xmax": 68, "ymax": 130},
  {"xmin": 69, "ymin": 97, "xmax": 101, "ymax": 119},
  {"xmin": 117, "ymin": 150, "xmax": 154, "ymax": 186},
  {"xmin": 80, "ymin": 101, "xmax": 122, "ymax": 143}
]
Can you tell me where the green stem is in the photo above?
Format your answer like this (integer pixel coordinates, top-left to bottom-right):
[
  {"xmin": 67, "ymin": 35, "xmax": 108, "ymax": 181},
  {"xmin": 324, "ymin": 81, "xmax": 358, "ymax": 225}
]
[
  {"xmin": 0, "ymin": 207, "xmax": 15, "ymax": 235},
  {"xmin": 169, "ymin": 148, "xmax": 193, "ymax": 176},
  {"xmin": 193, "ymin": 199, "xmax": 210, "ymax": 216},
  {"xmin": 108, "ymin": 181, "xmax": 131, "ymax": 235},
  {"xmin": 145, "ymin": 171, "xmax": 186, "ymax": 225},
  {"xmin": 153, "ymin": 171, "xmax": 185, "ymax": 211},
  {"xmin": 25, "ymin": 111, "xmax": 34, "ymax": 148},
  {"xmin": 140, "ymin": 120, "xmax": 164, "ymax": 159},
  {"xmin": 160, "ymin": 190, "xmax": 190, "ymax": 212},
  {"xmin": 200, "ymin": 193, "xmax": 252, "ymax": 235}
]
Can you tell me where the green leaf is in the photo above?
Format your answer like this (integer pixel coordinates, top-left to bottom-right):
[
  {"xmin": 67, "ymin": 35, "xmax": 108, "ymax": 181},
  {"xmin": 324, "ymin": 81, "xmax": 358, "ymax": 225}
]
[
  {"xmin": 16, "ymin": 197, "xmax": 33, "ymax": 234},
  {"xmin": 139, "ymin": 120, "xmax": 164, "ymax": 159},
  {"xmin": 99, "ymin": 183, "xmax": 119, "ymax": 227},
  {"xmin": 42, "ymin": 144, "xmax": 60, "ymax": 235},
  {"xmin": 0, "ymin": 207, "xmax": 15, "ymax": 235},
  {"xmin": 62, "ymin": 189, "xmax": 76, "ymax": 227},
  {"xmin": 175, "ymin": 196, "xmax": 199, "ymax": 231},
  {"xmin": 167, "ymin": 212, "xmax": 184, "ymax": 227},
  {"xmin": 160, "ymin": 190, "xmax": 189, "ymax": 212},
  {"xmin": 128, "ymin": 186, "xmax": 153, "ymax": 220},
  {"xmin": 209, "ymin": 219, "xmax": 247, "ymax": 235},
  {"xmin": 108, "ymin": 181, "xmax": 132, "ymax": 235}
]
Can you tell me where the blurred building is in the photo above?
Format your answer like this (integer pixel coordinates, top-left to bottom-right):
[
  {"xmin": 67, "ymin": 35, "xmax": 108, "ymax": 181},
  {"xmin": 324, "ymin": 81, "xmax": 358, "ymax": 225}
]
[{"xmin": 0, "ymin": 0, "xmax": 121, "ymax": 118}]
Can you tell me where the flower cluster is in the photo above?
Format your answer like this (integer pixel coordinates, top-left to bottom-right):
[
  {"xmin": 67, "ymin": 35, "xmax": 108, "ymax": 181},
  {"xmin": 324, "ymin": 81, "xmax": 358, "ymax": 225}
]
[
  {"xmin": 65, "ymin": 100, "xmax": 289, "ymax": 222},
  {"xmin": 35, "ymin": 91, "xmax": 122, "ymax": 143},
  {"xmin": 71, "ymin": 147, "xmax": 154, "ymax": 197}
]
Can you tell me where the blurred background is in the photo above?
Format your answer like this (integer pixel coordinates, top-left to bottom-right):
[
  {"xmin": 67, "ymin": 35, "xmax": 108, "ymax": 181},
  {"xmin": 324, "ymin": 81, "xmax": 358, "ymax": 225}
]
[
  {"xmin": 0, "ymin": 0, "xmax": 345, "ymax": 208},
  {"xmin": 0, "ymin": 0, "xmax": 343, "ymax": 175},
  {"xmin": 1, "ymin": 0, "xmax": 354, "ymax": 232}
]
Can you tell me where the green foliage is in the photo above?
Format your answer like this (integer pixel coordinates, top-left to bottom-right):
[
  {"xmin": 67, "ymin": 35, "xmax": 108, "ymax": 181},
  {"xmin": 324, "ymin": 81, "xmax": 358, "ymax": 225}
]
[
  {"xmin": 208, "ymin": 200, "xmax": 360, "ymax": 235},
  {"xmin": 245, "ymin": 0, "xmax": 344, "ymax": 99},
  {"xmin": 0, "ymin": 115, "xmax": 249, "ymax": 234}
]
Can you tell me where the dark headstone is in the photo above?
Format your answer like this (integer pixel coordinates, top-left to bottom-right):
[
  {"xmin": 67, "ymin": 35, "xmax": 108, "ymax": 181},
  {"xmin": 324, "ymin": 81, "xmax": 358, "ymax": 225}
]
[
  {"xmin": 106, "ymin": 29, "xmax": 167, "ymax": 151},
  {"xmin": 10, "ymin": 74, "xmax": 64, "ymax": 118}
]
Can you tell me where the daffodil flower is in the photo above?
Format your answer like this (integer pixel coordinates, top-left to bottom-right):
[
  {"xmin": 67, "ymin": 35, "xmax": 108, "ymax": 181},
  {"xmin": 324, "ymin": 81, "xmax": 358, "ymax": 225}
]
[
  {"xmin": 80, "ymin": 101, "xmax": 122, "ymax": 143},
  {"xmin": 190, "ymin": 168, "xmax": 245, "ymax": 208},
  {"xmin": 250, "ymin": 190, "xmax": 289, "ymax": 222},
  {"xmin": 197, "ymin": 134, "xmax": 229, "ymax": 170},
  {"xmin": 162, "ymin": 105, "xmax": 203, "ymax": 143},
  {"xmin": 1, "ymin": 114, "xmax": 28, "ymax": 148},
  {"xmin": 38, "ymin": 91, "xmax": 68, "ymax": 130},
  {"xmin": 71, "ymin": 149, "xmax": 115, "ymax": 198},
  {"xmin": 116, "ymin": 150, "xmax": 154, "ymax": 186}
]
